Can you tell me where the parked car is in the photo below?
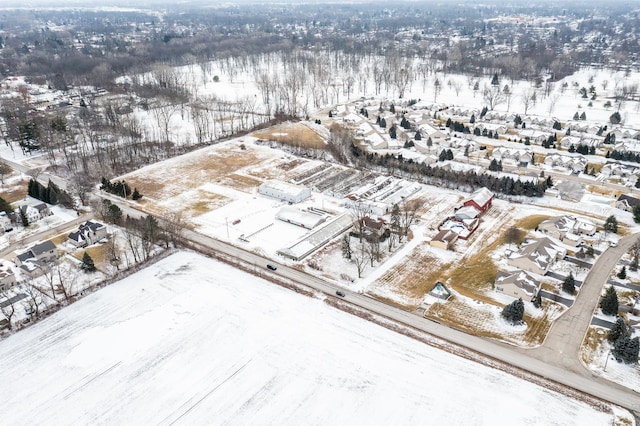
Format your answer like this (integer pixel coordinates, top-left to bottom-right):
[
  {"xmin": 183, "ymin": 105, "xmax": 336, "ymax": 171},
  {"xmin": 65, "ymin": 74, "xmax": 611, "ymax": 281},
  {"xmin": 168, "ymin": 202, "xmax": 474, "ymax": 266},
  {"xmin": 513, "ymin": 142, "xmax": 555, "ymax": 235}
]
[
  {"xmin": 267, "ymin": 264, "xmax": 277, "ymax": 271},
  {"xmin": 336, "ymin": 291, "xmax": 345, "ymax": 297},
  {"xmin": 232, "ymin": 219, "xmax": 241, "ymax": 225}
]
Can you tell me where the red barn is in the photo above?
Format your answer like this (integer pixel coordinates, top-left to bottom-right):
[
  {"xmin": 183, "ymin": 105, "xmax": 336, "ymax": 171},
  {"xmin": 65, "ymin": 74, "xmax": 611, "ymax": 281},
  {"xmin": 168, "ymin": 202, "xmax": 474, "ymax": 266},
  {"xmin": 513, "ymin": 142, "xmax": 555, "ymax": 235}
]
[{"xmin": 463, "ymin": 187, "xmax": 494, "ymax": 214}]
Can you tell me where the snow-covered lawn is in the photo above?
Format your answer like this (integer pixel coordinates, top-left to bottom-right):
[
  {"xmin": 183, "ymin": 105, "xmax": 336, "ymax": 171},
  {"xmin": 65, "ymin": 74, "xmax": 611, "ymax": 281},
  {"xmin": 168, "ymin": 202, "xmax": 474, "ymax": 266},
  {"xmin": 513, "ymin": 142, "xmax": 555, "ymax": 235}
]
[{"xmin": 0, "ymin": 251, "xmax": 618, "ymax": 425}]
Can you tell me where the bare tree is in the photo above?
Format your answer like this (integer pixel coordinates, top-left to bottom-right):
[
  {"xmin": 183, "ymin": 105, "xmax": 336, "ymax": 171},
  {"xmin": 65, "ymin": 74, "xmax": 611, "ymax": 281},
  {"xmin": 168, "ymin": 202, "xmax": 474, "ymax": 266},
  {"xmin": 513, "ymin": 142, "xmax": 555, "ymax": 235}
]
[
  {"xmin": 0, "ymin": 291, "xmax": 16, "ymax": 330},
  {"xmin": 159, "ymin": 210, "xmax": 187, "ymax": 248},
  {"xmin": 482, "ymin": 85, "xmax": 506, "ymax": 110},
  {"xmin": 449, "ymin": 79, "xmax": 463, "ymax": 96},
  {"xmin": 349, "ymin": 200, "xmax": 370, "ymax": 242},
  {"xmin": 521, "ymin": 88, "xmax": 536, "ymax": 115},
  {"xmin": 399, "ymin": 199, "xmax": 421, "ymax": 242},
  {"xmin": 351, "ymin": 245, "xmax": 369, "ymax": 278}
]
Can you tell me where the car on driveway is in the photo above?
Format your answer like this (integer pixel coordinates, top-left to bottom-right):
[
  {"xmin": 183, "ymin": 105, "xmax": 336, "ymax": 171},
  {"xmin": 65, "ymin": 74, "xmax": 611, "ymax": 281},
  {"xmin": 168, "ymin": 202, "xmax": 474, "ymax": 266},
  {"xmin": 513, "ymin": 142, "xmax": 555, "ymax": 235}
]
[
  {"xmin": 336, "ymin": 291, "xmax": 345, "ymax": 297},
  {"xmin": 267, "ymin": 264, "xmax": 277, "ymax": 271}
]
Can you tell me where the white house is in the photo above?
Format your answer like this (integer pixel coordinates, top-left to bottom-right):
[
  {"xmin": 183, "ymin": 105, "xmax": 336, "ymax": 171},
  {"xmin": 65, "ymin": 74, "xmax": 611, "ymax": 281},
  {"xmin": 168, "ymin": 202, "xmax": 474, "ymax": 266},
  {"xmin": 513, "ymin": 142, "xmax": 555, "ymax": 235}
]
[{"xmin": 68, "ymin": 221, "xmax": 108, "ymax": 248}]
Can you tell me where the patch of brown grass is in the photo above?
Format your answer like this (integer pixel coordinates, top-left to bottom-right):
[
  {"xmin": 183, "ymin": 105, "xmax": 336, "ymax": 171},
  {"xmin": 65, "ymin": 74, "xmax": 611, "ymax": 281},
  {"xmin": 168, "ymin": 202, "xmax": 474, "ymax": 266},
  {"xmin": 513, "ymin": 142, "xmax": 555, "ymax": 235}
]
[
  {"xmin": 183, "ymin": 191, "xmax": 230, "ymax": 218},
  {"xmin": 72, "ymin": 244, "xmax": 109, "ymax": 269},
  {"xmin": 123, "ymin": 146, "xmax": 266, "ymax": 200},
  {"xmin": 580, "ymin": 327, "xmax": 607, "ymax": 365},
  {"xmin": 369, "ymin": 244, "xmax": 450, "ymax": 309},
  {"xmin": 223, "ymin": 174, "xmax": 262, "ymax": 191},
  {"xmin": 1, "ymin": 181, "xmax": 27, "ymax": 203},
  {"xmin": 514, "ymin": 214, "xmax": 550, "ymax": 230},
  {"xmin": 253, "ymin": 123, "xmax": 326, "ymax": 150},
  {"xmin": 587, "ymin": 184, "xmax": 619, "ymax": 198}
]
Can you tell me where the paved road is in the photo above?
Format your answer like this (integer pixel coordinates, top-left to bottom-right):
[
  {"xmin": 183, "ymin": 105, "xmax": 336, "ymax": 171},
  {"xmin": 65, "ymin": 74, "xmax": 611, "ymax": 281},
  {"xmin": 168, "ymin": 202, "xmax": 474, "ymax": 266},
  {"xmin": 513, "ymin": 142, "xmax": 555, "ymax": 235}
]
[
  {"xmin": 528, "ymin": 234, "xmax": 639, "ymax": 378},
  {"xmin": 176, "ymin": 226, "xmax": 640, "ymax": 412},
  {"xmin": 0, "ymin": 213, "xmax": 93, "ymax": 260}
]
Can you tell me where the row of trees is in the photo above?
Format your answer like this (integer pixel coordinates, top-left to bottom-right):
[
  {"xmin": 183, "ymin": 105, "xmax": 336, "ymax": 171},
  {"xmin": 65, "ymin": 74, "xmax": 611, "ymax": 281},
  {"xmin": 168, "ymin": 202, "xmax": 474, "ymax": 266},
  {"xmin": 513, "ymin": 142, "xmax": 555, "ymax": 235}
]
[
  {"xmin": 27, "ymin": 179, "xmax": 71, "ymax": 206},
  {"xmin": 100, "ymin": 177, "xmax": 142, "ymax": 200},
  {"xmin": 351, "ymin": 145, "xmax": 551, "ymax": 198}
]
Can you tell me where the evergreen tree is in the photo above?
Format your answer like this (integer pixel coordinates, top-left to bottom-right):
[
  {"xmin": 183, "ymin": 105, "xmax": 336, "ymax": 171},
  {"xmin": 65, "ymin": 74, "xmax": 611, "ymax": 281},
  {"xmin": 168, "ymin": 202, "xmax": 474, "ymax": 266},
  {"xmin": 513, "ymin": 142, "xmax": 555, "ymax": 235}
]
[
  {"xmin": 379, "ymin": 118, "xmax": 387, "ymax": 129},
  {"xmin": 491, "ymin": 73, "xmax": 499, "ymax": 86},
  {"xmin": 19, "ymin": 208, "xmax": 28, "ymax": 227},
  {"xmin": 580, "ymin": 112, "xmax": 586, "ymax": 120},
  {"xmin": 389, "ymin": 103, "xmax": 396, "ymax": 113},
  {"xmin": 81, "ymin": 251, "xmax": 97, "ymax": 272},
  {"xmin": 533, "ymin": 292, "xmax": 542, "ymax": 309},
  {"xmin": 469, "ymin": 114, "xmax": 475, "ymax": 124},
  {"xmin": 613, "ymin": 336, "xmax": 639, "ymax": 364},
  {"xmin": 617, "ymin": 266, "xmax": 627, "ymax": 280},
  {"xmin": 426, "ymin": 137, "xmax": 433, "ymax": 150},
  {"xmin": 389, "ymin": 125, "xmax": 397, "ymax": 139},
  {"xmin": 341, "ymin": 234, "xmax": 352, "ymax": 260},
  {"xmin": 631, "ymin": 256, "xmax": 639, "ymax": 272},
  {"xmin": 0, "ymin": 197, "xmax": 12, "ymax": 215},
  {"xmin": 610, "ymin": 111, "xmax": 622, "ymax": 125},
  {"xmin": 552, "ymin": 121, "xmax": 561, "ymax": 130},
  {"xmin": 599, "ymin": 286, "xmax": 619, "ymax": 316},
  {"xmin": 132, "ymin": 188, "xmax": 143, "ymax": 201},
  {"xmin": 562, "ymin": 272, "xmax": 575, "ymax": 294},
  {"xmin": 415, "ymin": 131, "xmax": 422, "ymax": 141},
  {"xmin": 501, "ymin": 298, "xmax": 525, "ymax": 324},
  {"xmin": 573, "ymin": 112, "xmax": 579, "ymax": 120},
  {"xmin": 489, "ymin": 159, "xmax": 499, "ymax": 171},
  {"xmin": 604, "ymin": 215, "xmax": 618, "ymax": 233},
  {"xmin": 633, "ymin": 205, "xmax": 640, "ymax": 223},
  {"xmin": 438, "ymin": 149, "xmax": 447, "ymax": 162},
  {"xmin": 445, "ymin": 118, "xmax": 452, "ymax": 128},
  {"xmin": 608, "ymin": 317, "xmax": 628, "ymax": 343}
]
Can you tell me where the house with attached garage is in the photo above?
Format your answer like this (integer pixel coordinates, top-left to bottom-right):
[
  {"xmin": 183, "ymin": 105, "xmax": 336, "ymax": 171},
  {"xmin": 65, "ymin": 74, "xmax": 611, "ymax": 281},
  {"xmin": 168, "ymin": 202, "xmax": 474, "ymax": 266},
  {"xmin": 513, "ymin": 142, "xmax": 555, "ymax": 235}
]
[
  {"xmin": 68, "ymin": 220, "xmax": 108, "ymax": 247},
  {"xmin": 14, "ymin": 240, "xmax": 57, "ymax": 267},
  {"xmin": 507, "ymin": 237, "xmax": 566, "ymax": 275},
  {"xmin": 537, "ymin": 215, "xmax": 596, "ymax": 247},
  {"xmin": 494, "ymin": 269, "xmax": 541, "ymax": 301}
]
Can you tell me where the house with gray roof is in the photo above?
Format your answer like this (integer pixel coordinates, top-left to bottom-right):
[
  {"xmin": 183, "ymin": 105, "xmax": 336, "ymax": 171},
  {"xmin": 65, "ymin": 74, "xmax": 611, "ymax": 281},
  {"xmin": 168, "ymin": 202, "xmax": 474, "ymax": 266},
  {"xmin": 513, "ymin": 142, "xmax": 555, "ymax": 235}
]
[
  {"xmin": 495, "ymin": 270, "xmax": 540, "ymax": 301},
  {"xmin": 15, "ymin": 240, "xmax": 57, "ymax": 266},
  {"xmin": 507, "ymin": 237, "xmax": 566, "ymax": 275}
]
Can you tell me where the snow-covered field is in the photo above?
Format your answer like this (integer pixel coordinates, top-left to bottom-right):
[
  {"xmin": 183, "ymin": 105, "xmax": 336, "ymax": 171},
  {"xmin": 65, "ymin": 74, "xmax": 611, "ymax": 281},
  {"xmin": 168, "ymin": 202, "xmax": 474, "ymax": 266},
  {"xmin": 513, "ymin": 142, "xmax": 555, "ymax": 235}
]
[{"xmin": 0, "ymin": 251, "xmax": 617, "ymax": 425}]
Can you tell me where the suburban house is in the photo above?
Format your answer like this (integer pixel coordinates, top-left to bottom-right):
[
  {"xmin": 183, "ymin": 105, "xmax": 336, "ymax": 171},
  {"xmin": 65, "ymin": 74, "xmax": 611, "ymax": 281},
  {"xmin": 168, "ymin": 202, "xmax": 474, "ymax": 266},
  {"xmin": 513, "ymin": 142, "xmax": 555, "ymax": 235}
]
[
  {"xmin": 34, "ymin": 203, "xmax": 51, "ymax": 218},
  {"xmin": 494, "ymin": 269, "xmax": 541, "ymax": 301},
  {"xmin": 429, "ymin": 229, "xmax": 458, "ymax": 250},
  {"xmin": 19, "ymin": 259, "xmax": 50, "ymax": 279},
  {"xmin": 507, "ymin": 237, "xmax": 566, "ymax": 275},
  {"xmin": 68, "ymin": 220, "xmax": 108, "ymax": 247},
  {"xmin": 362, "ymin": 216, "xmax": 388, "ymax": 241},
  {"xmin": 18, "ymin": 205, "xmax": 41, "ymax": 224},
  {"xmin": 616, "ymin": 194, "xmax": 640, "ymax": 212},
  {"xmin": 537, "ymin": 215, "xmax": 596, "ymax": 246},
  {"xmin": 0, "ymin": 261, "xmax": 16, "ymax": 291},
  {"xmin": 463, "ymin": 187, "xmax": 494, "ymax": 214},
  {"xmin": 15, "ymin": 240, "xmax": 57, "ymax": 267},
  {"xmin": 438, "ymin": 215, "xmax": 479, "ymax": 240}
]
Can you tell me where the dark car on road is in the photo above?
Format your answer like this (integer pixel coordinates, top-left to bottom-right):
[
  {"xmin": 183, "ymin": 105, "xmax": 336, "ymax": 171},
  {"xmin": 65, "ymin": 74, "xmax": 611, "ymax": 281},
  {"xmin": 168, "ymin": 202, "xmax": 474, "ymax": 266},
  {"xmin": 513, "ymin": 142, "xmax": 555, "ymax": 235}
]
[
  {"xmin": 267, "ymin": 264, "xmax": 277, "ymax": 271},
  {"xmin": 336, "ymin": 291, "xmax": 345, "ymax": 297}
]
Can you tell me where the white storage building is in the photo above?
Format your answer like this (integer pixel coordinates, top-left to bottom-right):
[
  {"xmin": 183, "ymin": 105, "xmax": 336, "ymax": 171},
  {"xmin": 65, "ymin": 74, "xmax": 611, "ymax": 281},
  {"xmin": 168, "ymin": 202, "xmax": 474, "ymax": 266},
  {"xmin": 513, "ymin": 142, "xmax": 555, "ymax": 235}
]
[{"xmin": 259, "ymin": 180, "xmax": 311, "ymax": 204}]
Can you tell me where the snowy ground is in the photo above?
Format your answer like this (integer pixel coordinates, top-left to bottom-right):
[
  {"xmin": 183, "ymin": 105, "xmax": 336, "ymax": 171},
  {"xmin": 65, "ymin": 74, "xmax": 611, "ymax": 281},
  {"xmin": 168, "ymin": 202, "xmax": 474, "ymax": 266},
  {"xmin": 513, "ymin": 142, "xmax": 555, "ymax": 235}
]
[{"xmin": 0, "ymin": 251, "xmax": 620, "ymax": 425}]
